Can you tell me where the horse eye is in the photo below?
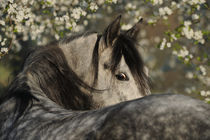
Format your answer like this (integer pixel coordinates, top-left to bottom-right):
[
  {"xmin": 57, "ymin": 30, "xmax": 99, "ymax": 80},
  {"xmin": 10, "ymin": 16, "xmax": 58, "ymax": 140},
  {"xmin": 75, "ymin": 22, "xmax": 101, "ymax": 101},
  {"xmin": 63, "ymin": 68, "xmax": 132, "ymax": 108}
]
[{"xmin": 115, "ymin": 73, "xmax": 129, "ymax": 81}]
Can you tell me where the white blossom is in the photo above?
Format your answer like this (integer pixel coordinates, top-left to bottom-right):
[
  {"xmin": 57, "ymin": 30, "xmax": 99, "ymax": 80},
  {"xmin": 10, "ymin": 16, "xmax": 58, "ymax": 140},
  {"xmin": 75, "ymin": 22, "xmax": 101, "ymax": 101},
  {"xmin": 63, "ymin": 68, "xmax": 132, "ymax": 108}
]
[
  {"xmin": 171, "ymin": 1, "xmax": 177, "ymax": 7},
  {"xmin": 205, "ymin": 98, "xmax": 210, "ymax": 102},
  {"xmin": 187, "ymin": 0, "xmax": 206, "ymax": 5},
  {"xmin": 200, "ymin": 90, "xmax": 210, "ymax": 97},
  {"xmin": 0, "ymin": 20, "xmax": 5, "ymax": 26},
  {"xmin": 97, "ymin": 0, "xmax": 105, "ymax": 5},
  {"xmin": 152, "ymin": 0, "xmax": 163, "ymax": 5},
  {"xmin": 184, "ymin": 21, "xmax": 192, "ymax": 26},
  {"xmin": 171, "ymin": 34, "xmax": 177, "ymax": 41},
  {"xmin": 182, "ymin": 23, "xmax": 194, "ymax": 39},
  {"xmin": 160, "ymin": 38, "xmax": 166, "ymax": 50},
  {"xmin": 185, "ymin": 88, "xmax": 192, "ymax": 94},
  {"xmin": 0, "ymin": 47, "xmax": 8, "ymax": 53},
  {"xmin": 199, "ymin": 65, "xmax": 206, "ymax": 76},
  {"xmin": 9, "ymin": 0, "xmax": 14, "ymax": 3},
  {"xmin": 193, "ymin": 30, "xmax": 204, "ymax": 44},
  {"xmin": 90, "ymin": 2, "xmax": 98, "ymax": 11},
  {"xmin": 55, "ymin": 34, "xmax": 60, "ymax": 40},
  {"xmin": 173, "ymin": 46, "xmax": 190, "ymax": 58},
  {"xmin": 196, "ymin": 5, "xmax": 200, "ymax": 10},
  {"xmin": 112, "ymin": 0, "xmax": 117, "ymax": 4},
  {"xmin": 179, "ymin": 47, "xmax": 189, "ymax": 57},
  {"xmin": 71, "ymin": 8, "xmax": 87, "ymax": 20},
  {"xmin": 83, "ymin": 20, "xmax": 88, "ymax": 26},
  {"xmin": 189, "ymin": 54, "xmax": 193, "ymax": 59},
  {"xmin": 7, "ymin": 4, "xmax": 16, "ymax": 14},
  {"xmin": 22, "ymin": 0, "xmax": 28, "ymax": 4},
  {"xmin": 126, "ymin": 3, "xmax": 136, "ymax": 10},
  {"xmin": 148, "ymin": 18, "xmax": 157, "ymax": 24},
  {"xmin": 159, "ymin": 8, "xmax": 165, "ymax": 16},
  {"xmin": 159, "ymin": 7, "xmax": 173, "ymax": 16},
  {"xmin": 1, "ymin": 38, "xmax": 7, "ymax": 46},
  {"xmin": 164, "ymin": 7, "xmax": 172, "ymax": 15},
  {"xmin": 182, "ymin": 21, "xmax": 205, "ymax": 43},
  {"xmin": 166, "ymin": 42, "xmax": 171, "ymax": 48},
  {"xmin": 185, "ymin": 86, "xmax": 196, "ymax": 94},
  {"xmin": 201, "ymin": 90, "xmax": 207, "ymax": 97},
  {"xmin": 186, "ymin": 72, "xmax": 194, "ymax": 79},
  {"xmin": 192, "ymin": 14, "xmax": 199, "ymax": 20},
  {"xmin": 121, "ymin": 24, "xmax": 132, "ymax": 30},
  {"xmin": 0, "ymin": 0, "xmax": 120, "ymax": 55}
]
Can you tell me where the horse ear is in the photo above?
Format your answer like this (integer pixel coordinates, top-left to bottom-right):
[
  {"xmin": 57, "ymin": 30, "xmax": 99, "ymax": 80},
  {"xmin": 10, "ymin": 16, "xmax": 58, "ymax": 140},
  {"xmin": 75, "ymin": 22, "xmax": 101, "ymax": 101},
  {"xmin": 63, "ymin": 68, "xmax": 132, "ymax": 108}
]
[
  {"xmin": 104, "ymin": 15, "xmax": 121, "ymax": 46},
  {"xmin": 126, "ymin": 18, "xmax": 143, "ymax": 40}
]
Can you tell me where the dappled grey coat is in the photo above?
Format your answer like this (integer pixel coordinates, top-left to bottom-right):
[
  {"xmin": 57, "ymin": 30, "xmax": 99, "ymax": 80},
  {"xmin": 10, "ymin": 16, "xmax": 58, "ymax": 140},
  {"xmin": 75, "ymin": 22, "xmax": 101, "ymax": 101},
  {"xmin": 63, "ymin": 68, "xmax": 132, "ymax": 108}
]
[{"xmin": 1, "ymin": 93, "xmax": 210, "ymax": 140}]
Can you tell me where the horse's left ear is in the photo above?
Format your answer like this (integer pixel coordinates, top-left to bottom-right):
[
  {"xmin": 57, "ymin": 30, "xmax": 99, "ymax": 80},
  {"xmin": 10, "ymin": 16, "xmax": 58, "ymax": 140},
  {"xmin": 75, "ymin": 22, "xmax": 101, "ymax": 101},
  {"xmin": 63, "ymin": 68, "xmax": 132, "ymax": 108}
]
[
  {"xmin": 103, "ymin": 15, "xmax": 121, "ymax": 46},
  {"xmin": 126, "ymin": 18, "xmax": 143, "ymax": 40}
]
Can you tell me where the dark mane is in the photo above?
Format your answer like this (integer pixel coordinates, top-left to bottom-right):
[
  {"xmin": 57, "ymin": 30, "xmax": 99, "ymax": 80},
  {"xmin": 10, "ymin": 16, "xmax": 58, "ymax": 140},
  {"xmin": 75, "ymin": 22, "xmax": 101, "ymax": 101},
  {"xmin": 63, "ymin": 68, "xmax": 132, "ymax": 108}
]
[
  {"xmin": 91, "ymin": 35, "xmax": 102, "ymax": 87},
  {"xmin": 0, "ymin": 41, "xmax": 100, "ymax": 112},
  {"xmin": 25, "ymin": 44, "xmax": 99, "ymax": 109}
]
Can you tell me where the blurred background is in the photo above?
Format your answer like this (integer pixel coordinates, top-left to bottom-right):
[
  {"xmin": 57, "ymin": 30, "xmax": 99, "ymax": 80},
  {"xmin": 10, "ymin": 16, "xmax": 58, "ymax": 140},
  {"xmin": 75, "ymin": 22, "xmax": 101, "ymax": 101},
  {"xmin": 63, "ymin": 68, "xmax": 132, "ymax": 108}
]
[{"xmin": 0, "ymin": 0, "xmax": 209, "ymax": 101}]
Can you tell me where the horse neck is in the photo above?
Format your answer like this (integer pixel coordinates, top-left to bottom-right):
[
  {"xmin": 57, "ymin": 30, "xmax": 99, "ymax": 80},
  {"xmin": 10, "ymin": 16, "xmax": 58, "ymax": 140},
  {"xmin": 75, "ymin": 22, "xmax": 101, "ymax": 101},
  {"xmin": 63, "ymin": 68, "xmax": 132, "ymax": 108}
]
[{"xmin": 2, "ymin": 34, "xmax": 100, "ymax": 112}]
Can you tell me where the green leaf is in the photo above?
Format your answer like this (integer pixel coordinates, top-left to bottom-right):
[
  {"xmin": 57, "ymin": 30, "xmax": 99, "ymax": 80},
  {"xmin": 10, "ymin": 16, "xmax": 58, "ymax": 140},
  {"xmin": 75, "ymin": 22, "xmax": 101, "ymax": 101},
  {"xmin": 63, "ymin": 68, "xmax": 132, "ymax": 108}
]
[
  {"xmin": 175, "ymin": 33, "xmax": 181, "ymax": 38},
  {"xmin": 40, "ymin": 1, "xmax": 45, "ymax": 5},
  {"xmin": 46, "ymin": 1, "xmax": 51, "ymax": 5},
  {"xmin": 60, "ymin": 31, "xmax": 64, "ymax": 38},
  {"xmin": 197, "ymin": 57, "xmax": 201, "ymax": 61},
  {"xmin": 203, "ymin": 53, "xmax": 208, "ymax": 58},
  {"xmin": 194, "ymin": 41, "xmax": 199, "ymax": 45},
  {"xmin": 43, "ymin": 10, "xmax": 50, "ymax": 14},
  {"xmin": 13, "ymin": 28, "xmax": 18, "ymax": 33},
  {"xmin": 204, "ymin": 4, "xmax": 210, "ymax": 10},
  {"xmin": 156, "ymin": 42, "xmax": 161, "ymax": 49}
]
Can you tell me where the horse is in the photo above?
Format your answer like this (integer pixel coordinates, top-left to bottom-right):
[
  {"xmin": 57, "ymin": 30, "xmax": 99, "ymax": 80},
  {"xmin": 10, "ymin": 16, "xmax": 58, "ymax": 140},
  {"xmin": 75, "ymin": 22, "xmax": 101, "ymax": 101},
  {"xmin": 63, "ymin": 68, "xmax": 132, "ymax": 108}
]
[
  {"xmin": 0, "ymin": 16, "xmax": 210, "ymax": 140},
  {"xmin": 0, "ymin": 15, "xmax": 149, "ymax": 139}
]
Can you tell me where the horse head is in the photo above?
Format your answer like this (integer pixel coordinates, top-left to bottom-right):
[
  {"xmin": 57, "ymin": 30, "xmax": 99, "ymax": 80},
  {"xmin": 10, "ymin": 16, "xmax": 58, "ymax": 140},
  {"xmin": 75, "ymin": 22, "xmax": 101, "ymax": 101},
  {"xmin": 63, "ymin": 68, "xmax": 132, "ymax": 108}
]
[{"xmin": 58, "ymin": 16, "xmax": 150, "ymax": 108}]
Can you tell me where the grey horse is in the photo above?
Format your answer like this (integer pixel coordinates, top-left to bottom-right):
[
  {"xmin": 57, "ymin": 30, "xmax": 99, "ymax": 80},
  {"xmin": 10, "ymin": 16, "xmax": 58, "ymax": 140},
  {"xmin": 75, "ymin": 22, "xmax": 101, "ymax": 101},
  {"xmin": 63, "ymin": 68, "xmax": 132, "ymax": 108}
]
[{"xmin": 0, "ymin": 16, "xmax": 210, "ymax": 140}]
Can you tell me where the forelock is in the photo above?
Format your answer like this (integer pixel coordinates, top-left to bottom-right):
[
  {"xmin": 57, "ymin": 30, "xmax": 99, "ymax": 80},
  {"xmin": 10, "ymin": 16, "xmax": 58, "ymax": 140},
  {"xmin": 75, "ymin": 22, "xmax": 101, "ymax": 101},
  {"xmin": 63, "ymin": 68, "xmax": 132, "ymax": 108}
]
[{"xmin": 110, "ymin": 33, "xmax": 150, "ymax": 95}]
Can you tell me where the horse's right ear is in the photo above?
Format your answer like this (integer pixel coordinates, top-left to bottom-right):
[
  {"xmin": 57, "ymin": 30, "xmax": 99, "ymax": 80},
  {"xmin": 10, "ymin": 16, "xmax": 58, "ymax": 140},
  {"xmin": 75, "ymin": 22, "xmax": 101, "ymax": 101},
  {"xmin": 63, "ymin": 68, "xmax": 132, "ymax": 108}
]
[
  {"xmin": 103, "ymin": 15, "xmax": 121, "ymax": 47},
  {"xmin": 125, "ymin": 18, "xmax": 143, "ymax": 40}
]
